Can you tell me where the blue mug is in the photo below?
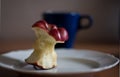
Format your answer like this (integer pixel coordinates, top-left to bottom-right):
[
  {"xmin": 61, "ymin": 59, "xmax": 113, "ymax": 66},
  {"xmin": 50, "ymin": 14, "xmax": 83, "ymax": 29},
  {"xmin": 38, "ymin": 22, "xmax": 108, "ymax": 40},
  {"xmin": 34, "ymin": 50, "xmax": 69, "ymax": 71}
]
[{"xmin": 43, "ymin": 12, "xmax": 93, "ymax": 48}]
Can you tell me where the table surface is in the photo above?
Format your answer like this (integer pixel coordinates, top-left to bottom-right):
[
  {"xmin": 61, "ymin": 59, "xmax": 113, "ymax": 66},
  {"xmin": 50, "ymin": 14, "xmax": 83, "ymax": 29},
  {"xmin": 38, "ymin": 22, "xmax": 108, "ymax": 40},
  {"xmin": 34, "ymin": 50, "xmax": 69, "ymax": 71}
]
[{"xmin": 0, "ymin": 40, "xmax": 119, "ymax": 77}]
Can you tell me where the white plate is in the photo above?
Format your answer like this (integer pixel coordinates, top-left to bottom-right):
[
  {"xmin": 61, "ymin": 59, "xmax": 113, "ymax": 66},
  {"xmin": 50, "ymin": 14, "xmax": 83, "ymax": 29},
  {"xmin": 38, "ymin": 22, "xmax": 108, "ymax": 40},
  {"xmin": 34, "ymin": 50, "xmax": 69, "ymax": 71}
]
[{"xmin": 0, "ymin": 49, "xmax": 119, "ymax": 75}]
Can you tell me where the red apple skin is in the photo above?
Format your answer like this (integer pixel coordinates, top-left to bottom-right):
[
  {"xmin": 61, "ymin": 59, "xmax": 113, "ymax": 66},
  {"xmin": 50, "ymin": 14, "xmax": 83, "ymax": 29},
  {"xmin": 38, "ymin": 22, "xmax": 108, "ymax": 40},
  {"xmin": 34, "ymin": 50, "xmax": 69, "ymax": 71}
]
[
  {"xmin": 58, "ymin": 28, "xmax": 68, "ymax": 41},
  {"xmin": 49, "ymin": 28, "xmax": 68, "ymax": 42},
  {"xmin": 49, "ymin": 28, "xmax": 61, "ymax": 41},
  {"xmin": 49, "ymin": 24, "xmax": 57, "ymax": 29},
  {"xmin": 32, "ymin": 20, "xmax": 69, "ymax": 42},
  {"xmin": 32, "ymin": 20, "xmax": 49, "ymax": 32}
]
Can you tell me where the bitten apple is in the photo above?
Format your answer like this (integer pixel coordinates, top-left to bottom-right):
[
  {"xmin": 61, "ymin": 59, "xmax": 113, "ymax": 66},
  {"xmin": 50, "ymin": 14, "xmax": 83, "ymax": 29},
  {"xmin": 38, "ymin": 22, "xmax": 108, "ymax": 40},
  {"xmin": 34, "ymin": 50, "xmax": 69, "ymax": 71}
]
[{"xmin": 25, "ymin": 20, "xmax": 68, "ymax": 69}]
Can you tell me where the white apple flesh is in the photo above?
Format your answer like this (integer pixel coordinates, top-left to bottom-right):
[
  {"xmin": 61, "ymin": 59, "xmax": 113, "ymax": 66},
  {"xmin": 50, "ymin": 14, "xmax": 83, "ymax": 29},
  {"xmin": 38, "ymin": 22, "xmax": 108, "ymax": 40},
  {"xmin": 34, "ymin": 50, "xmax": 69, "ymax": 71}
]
[{"xmin": 25, "ymin": 28, "xmax": 57, "ymax": 69}]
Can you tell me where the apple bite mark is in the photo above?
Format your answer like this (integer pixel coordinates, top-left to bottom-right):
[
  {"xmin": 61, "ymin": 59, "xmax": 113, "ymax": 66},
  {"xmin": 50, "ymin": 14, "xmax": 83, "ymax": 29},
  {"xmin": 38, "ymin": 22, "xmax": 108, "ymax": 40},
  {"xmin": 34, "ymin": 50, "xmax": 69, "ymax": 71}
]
[{"xmin": 25, "ymin": 20, "xmax": 68, "ymax": 69}]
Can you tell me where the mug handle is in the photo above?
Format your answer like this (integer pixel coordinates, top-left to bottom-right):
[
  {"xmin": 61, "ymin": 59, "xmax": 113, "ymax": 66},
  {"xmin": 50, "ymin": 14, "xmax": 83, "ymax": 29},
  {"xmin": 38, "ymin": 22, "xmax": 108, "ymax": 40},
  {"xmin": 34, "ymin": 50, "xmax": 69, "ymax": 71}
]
[{"xmin": 78, "ymin": 15, "xmax": 93, "ymax": 29}]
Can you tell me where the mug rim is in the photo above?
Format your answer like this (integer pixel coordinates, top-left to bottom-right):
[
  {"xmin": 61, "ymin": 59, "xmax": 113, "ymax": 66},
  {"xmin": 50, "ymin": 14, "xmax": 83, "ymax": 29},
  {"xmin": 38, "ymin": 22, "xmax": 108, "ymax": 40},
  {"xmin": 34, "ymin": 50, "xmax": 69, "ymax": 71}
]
[{"xmin": 43, "ymin": 11, "xmax": 80, "ymax": 16}]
